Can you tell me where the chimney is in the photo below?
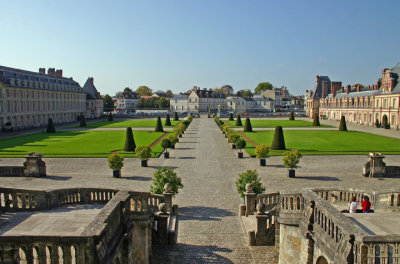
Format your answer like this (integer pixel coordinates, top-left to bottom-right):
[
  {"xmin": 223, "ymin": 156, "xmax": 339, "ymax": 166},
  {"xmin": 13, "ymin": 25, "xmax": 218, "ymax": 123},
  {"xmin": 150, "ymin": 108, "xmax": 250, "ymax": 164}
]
[
  {"xmin": 56, "ymin": 69, "xmax": 63, "ymax": 79},
  {"xmin": 203, "ymin": 88, "xmax": 207, "ymax": 91},
  {"xmin": 341, "ymin": 86, "xmax": 344, "ymax": 93},
  {"xmin": 322, "ymin": 81, "xmax": 327, "ymax": 98},
  {"xmin": 48, "ymin": 68, "xmax": 56, "ymax": 77},
  {"xmin": 367, "ymin": 85, "xmax": 370, "ymax": 90},
  {"xmin": 90, "ymin": 77, "xmax": 94, "ymax": 84},
  {"xmin": 39, "ymin": 68, "xmax": 46, "ymax": 75},
  {"xmin": 346, "ymin": 85, "xmax": 351, "ymax": 95},
  {"xmin": 316, "ymin": 75, "xmax": 320, "ymax": 84},
  {"xmin": 209, "ymin": 88, "xmax": 212, "ymax": 91},
  {"xmin": 197, "ymin": 87, "xmax": 200, "ymax": 91},
  {"xmin": 357, "ymin": 85, "xmax": 360, "ymax": 92},
  {"xmin": 193, "ymin": 86, "xmax": 197, "ymax": 90}
]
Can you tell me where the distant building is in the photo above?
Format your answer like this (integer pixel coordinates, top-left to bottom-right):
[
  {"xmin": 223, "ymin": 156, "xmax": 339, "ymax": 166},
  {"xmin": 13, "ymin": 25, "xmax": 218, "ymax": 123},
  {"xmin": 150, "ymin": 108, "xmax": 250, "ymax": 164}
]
[
  {"xmin": 187, "ymin": 86, "xmax": 226, "ymax": 112},
  {"xmin": 115, "ymin": 91, "xmax": 140, "ymax": 114},
  {"xmin": 226, "ymin": 96, "xmax": 275, "ymax": 112},
  {"xmin": 254, "ymin": 87, "xmax": 283, "ymax": 107},
  {"xmin": 0, "ymin": 65, "xmax": 87, "ymax": 130},
  {"xmin": 82, "ymin": 77, "xmax": 103, "ymax": 118},
  {"xmin": 170, "ymin": 95, "xmax": 189, "ymax": 112},
  {"xmin": 226, "ymin": 97, "xmax": 247, "ymax": 112}
]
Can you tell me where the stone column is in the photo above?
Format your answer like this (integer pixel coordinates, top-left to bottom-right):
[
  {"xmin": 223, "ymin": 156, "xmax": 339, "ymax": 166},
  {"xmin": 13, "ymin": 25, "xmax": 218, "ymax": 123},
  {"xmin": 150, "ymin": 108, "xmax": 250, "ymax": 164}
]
[
  {"xmin": 130, "ymin": 220, "xmax": 151, "ymax": 264},
  {"xmin": 23, "ymin": 152, "xmax": 46, "ymax": 177},
  {"xmin": 245, "ymin": 184, "xmax": 256, "ymax": 216},
  {"xmin": 154, "ymin": 203, "xmax": 169, "ymax": 245}
]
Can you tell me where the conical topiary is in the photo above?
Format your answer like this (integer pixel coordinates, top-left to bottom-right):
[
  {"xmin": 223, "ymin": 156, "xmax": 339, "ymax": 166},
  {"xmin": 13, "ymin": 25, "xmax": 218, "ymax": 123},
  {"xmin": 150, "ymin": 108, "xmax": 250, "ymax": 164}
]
[
  {"xmin": 165, "ymin": 114, "xmax": 172, "ymax": 126},
  {"xmin": 289, "ymin": 112, "xmax": 295, "ymax": 120},
  {"xmin": 229, "ymin": 113, "xmax": 234, "ymax": 121},
  {"xmin": 124, "ymin": 127, "xmax": 136, "ymax": 151},
  {"xmin": 108, "ymin": 112, "xmax": 113, "ymax": 121},
  {"xmin": 80, "ymin": 114, "xmax": 87, "ymax": 127},
  {"xmin": 339, "ymin": 116, "xmax": 347, "ymax": 131},
  {"xmin": 236, "ymin": 115, "xmax": 242, "ymax": 126},
  {"xmin": 46, "ymin": 118, "xmax": 56, "ymax": 133},
  {"xmin": 244, "ymin": 117, "xmax": 253, "ymax": 132},
  {"xmin": 155, "ymin": 116, "xmax": 164, "ymax": 132},
  {"xmin": 271, "ymin": 126, "xmax": 286, "ymax": 150},
  {"xmin": 173, "ymin": 112, "xmax": 179, "ymax": 121},
  {"xmin": 313, "ymin": 113, "xmax": 320, "ymax": 126}
]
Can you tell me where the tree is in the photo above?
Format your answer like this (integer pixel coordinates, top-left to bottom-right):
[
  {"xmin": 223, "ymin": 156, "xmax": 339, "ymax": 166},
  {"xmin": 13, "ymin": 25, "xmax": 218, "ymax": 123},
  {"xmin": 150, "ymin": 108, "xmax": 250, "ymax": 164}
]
[
  {"xmin": 313, "ymin": 113, "xmax": 320, "ymax": 126},
  {"xmin": 124, "ymin": 127, "xmax": 136, "ymax": 151},
  {"xmin": 108, "ymin": 112, "xmax": 113, "ymax": 121},
  {"xmin": 165, "ymin": 114, "xmax": 172, "ymax": 126},
  {"xmin": 254, "ymin": 82, "xmax": 273, "ymax": 94},
  {"xmin": 103, "ymin": 94, "xmax": 114, "ymax": 112},
  {"xmin": 174, "ymin": 112, "xmax": 179, "ymax": 121},
  {"xmin": 283, "ymin": 149, "xmax": 302, "ymax": 169},
  {"xmin": 236, "ymin": 115, "xmax": 242, "ymax": 126},
  {"xmin": 161, "ymin": 138, "xmax": 171, "ymax": 154},
  {"xmin": 244, "ymin": 117, "xmax": 253, "ymax": 132},
  {"xmin": 46, "ymin": 118, "xmax": 56, "ymax": 133},
  {"xmin": 136, "ymin": 86, "xmax": 152, "ymax": 96},
  {"xmin": 339, "ymin": 116, "xmax": 347, "ymax": 131},
  {"xmin": 108, "ymin": 153, "xmax": 124, "ymax": 170},
  {"xmin": 150, "ymin": 168, "xmax": 184, "ymax": 195},
  {"xmin": 159, "ymin": 97, "xmax": 170, "ymax": 109},
  {"xmin": 271, "ymin": 126, "xmax": 286, "ymax": 150},
  {"xmin": 236, "ymin": 89, "xmax": 253, "ymax": 98},
  {"xmin": 236, "ymin": 138, "xmax": 246, "ymax": 153},
  {"xmin": 166, "ymin": 90, "xmax": 174, "ymax": 98},
  {"xmin": 155, "ymin": 116, "xmax": 164, "ymax": 132},
  {"xmin": 123, "ymin": 87, "xmax": 133, "ymax": 95},
  {"xmin": 255, "ymin": 144, "xmax": 270, "ymax": 159},
  {"xmin": 136, "ymin": 146, "xmax": 152, "ymax": 161},
  {"xmin": 352, "ymin": 83, "xmax": 365, "ymax": 89},
  {"xmin": 235, "ymin": 170, "xmax": 265, "ymax": 198},
  {"xmin": 220, "ymin": 85, "xmax": 234, "ymax": 96}
]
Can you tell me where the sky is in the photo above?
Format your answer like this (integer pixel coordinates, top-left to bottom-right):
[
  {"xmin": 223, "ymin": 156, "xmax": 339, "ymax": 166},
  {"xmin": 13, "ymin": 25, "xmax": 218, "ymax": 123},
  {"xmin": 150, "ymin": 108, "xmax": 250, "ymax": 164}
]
[{"xmin": 0, "ymin": 0, "xmax": 399, "ymax": 96}]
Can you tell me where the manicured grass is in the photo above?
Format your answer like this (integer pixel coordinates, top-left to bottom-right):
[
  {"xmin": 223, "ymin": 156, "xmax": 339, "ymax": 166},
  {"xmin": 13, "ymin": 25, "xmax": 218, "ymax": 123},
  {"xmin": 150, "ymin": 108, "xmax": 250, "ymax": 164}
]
[
  {"xmin": 0, "ymin": 131, "xmax": 166, "ymax": 157},
  {"xmin": 226, "ymin": 120, "xmax": 332, "ymax": 128},
  {"xmin": 72, "ymin": 119, "xmax": 180, "ymax": 128},
  {"xmin": 241, "ymin": 130, "xmax": 400, "ymax": 156}
]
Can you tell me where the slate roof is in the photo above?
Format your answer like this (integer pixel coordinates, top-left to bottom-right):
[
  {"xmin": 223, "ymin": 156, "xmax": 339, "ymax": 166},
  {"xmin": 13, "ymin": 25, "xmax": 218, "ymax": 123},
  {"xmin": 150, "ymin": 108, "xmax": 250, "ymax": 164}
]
[
  {"xmin": 192, "ymin": 89, "xmax": 226, "ymax": 99},
  {"xmin": 172, "ymin": 95, "xmax": 188, "ymax": 100},
  {"xmin": 312, "ymin": 76, "xmax": 331, "ymax": 99},
  {"xmin": 82, "ymin": 77, "xmax": 102, "ymax": 100}
]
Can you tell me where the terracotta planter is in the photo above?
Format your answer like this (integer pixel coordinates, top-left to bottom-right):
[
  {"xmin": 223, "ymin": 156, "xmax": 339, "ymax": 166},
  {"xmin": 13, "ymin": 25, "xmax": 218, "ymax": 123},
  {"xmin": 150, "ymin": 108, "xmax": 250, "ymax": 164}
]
[
  {"xmin": 113, "ymin": 170, "xmax": 121, "ymax": 178},
  {"xmin": 238, "ymin": 152, "xmax": 243, "ymax": 159},
  {"xmin": 141, "ymin": 160, "xmax": 148, "ymax": 167},
  {"xmin": 260, "ymin": 159, "xmax": 266, "ymax": 166}
]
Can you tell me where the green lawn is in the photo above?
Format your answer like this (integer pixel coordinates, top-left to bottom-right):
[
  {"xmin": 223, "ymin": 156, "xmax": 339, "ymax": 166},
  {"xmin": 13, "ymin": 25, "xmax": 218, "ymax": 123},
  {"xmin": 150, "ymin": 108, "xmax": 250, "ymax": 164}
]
[
  {"xmin": 0, "ymin": 131, "xmax": 166, "ymax": 157},
  {"xmin": 71, "ymin": 119, "xmax": 180, "ymax": 128},
  {"xmin": 241, "ymin": 130, "xmax": 400, "ymax": 156},
  {"xmin": 226, "ymin": 120, "xmax": 332, "ymax": 128}
]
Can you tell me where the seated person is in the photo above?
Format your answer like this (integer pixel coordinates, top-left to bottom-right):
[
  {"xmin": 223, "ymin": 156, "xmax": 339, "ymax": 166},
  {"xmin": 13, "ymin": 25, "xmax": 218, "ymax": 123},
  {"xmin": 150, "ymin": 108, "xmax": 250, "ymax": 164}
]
[
  {"xmin": 362, "ymin": 196, "xmax": 373, "ymax": 213},
  {"xmin": 349, "ymin": 197, "xmax": 358, "ymax": 213}
]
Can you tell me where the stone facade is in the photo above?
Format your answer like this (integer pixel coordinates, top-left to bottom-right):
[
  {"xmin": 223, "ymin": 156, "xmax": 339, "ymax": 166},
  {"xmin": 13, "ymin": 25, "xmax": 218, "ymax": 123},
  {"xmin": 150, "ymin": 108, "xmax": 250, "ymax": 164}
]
[
  {"xmin": 187, "ymin": 86, "xmax": 226, "ymax": 112},
  {"xmin": 115, "ymin": 91, "xmax": 140, "ymax": 114},
  {"xmin": 170, "ymin": 95, "xmax": 189, "ymax": 112},
  {"xmin": 305, "ymin": 63, "xmax": 400, "ymax": 129},
  {"xmin": 82, "ymin": 77, "xmax": 103, "ymax": 119}
]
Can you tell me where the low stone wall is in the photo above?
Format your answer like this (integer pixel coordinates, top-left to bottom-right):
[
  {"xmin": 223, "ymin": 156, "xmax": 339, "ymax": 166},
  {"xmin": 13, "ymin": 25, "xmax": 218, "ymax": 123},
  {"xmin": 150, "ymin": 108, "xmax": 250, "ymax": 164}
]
[
  {"xmin": 0, "ymin": 166, "xmax": 24, "ymax": 177},
  {"xmin": 0, "ymin": 152, "xmax": 46, "ymax": 177}
]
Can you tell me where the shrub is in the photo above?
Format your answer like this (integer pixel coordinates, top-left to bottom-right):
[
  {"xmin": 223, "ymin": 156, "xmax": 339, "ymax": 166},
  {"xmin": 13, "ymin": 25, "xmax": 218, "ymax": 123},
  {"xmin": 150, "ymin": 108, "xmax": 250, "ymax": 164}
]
[
  {"xmin": 313, "ymin": 113, "xmax": 320, "ymax": 126},
  {"xmin": 108, "ymin": 153, "xmax": 124, "ymax": 170},
  {"xmin": 255, "ymin": 144, "xmax": 270, "ymax": 159},
  {"xmin": 283, "ymin": 149, "xmax": 302, "ymax": 169},
  {"xmin": 150, "ymin": 168, "xmax": 183, "ymax": 195},
  {"xmin": 271, "ymin": 126, "xmax": 286, "ymax": 150},
  {"xmin": 108, "ymin": 112, "xmax": 113, "ymax": 121},
  {"xmin": 182, "ymin": 120, "xmax": 190, "ymax": 127},
  {"xmin": 46, "ymin": 118, "xmax": 56, "ymax": 133},
  {"xmin": 80, "ymin": 114, "xmax": 87, "ymax": 127},
  {"xmin": 173, "ymin": 112, "xmax": 179, "ymax": 121},
  {"xmin": 289, "ymin": 112, "xmax": 295, "ymax": 120},
  {"xmin": 235, "ymin": 170, "xmax": 265, "ymax": 198},
  {"xmin": 161, "ymin": 138, "xmax": 171, "ymax": 152},
  {"xmin": 236, "ymin": 115, "xmax": 242, "ymax": 126},
  {"xmin": 229, "ymin": 113, "xmax": 234, "ymax": 121},
  {"xmin": 187, "ymin": 115, "xmax": 193, "ymax": 122},
  {"xmin": 155, "ymin": 116, "xmax": 164, "ymax": 132},
  {"xmin": 339, "ymin": 116, "xmax": 347, "ymax": 131},
  {"xmin": 228, "ymin": 134, "xmax": 240, "ymax": 143},
  {"xmin": 244, "ymin": 117, "xmax": 253, "ymax": 132},
  {"xmin": 218, "ymin": 120, "xmax": 224, "ymax": 126},
  {"xmin": 167, "ymin": 133, "xmax": 178, "ymax": 145},
  {"xmin": 124, "ymin": 127, "xmax": 136, "ymax": 151},
  {"xmin": 375, "ymin": 119, "xmax": 380, "ymax": 128},
  {"xmin": 236, "ymin": 138, "xmax": 246, "ymax": 153},
  {"xmin": 136, "ymin": 146, "xmax": 152, "ymax": 161},
  {"xmin": 165, "ymin": 114, "xmax": 172, "ymax": 126}
]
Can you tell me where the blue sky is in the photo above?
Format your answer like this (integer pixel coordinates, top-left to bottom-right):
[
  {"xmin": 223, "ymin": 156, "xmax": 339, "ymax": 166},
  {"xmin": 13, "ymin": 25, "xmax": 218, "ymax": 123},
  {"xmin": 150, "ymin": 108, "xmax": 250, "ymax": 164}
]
[{"xmin": 0, "ymin": 0, "xmax": 399, "ymax": 96}]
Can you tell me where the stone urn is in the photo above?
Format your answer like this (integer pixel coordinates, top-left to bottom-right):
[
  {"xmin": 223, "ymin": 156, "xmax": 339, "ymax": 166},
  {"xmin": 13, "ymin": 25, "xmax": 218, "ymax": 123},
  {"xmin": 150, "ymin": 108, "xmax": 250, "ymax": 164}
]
[
  {"xmin": 256, "ymin": 201, "xmax": 266, "ymax": 215},
  {"xmin": 245, "ymin": 183, "xmax": 253, "ymax": 193}
]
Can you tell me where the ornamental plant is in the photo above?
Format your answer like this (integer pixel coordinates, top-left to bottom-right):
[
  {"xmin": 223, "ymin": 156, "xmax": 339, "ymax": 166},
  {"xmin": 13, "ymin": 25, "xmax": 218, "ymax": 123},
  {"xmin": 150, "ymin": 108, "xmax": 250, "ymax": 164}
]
[
  {"xmin": 228, "ymin": 134, "xmax": 240, "ymax": 143},
  {"xmin": 187, "ymin": 115, "xmax": 193, "ymax": 122},
  {"xmin": 46, "ymin": 118, "xmax": 56, "ymax": 133},
  {"xmin": 339, "ymin": 116, "xmax": 347, "ymax": 131},
  {"xmin": 155, "ymin": 116, "xmax": 164, "ymax": 132},
  {"xmin": 124, "ymin": 127, "xmax": 136, "ymax": 151},
  {"xmin": 173, "ymin": 112, "xmax": 179, "ymax": 121},
  {"xmin": 236, "ymin": 115, "xmax": 242, "ymax": 126},
  {"xmin": 313, "ymin": 113, "xmax": 320, "ymax": 126},
  {"xmin": 255, "ymin": 144, "xmax": 270, "ymax": 159},
  {"xmin": 271, "ymin": 126, "xmax": 286, "ymax": 150},
  {"xmin": 165, "ymin": 114, "xmax": 172, "ymax": 126},
  {"xmin": 283, "ymin": 149, "xmax": 302, "ymax": 169},
  {"xmin": 136, "ymin": 146, "xmax": 152, "ymax": 161},
  {"xmin": 244, "ymin": 117, "xmax": 253, "ymax": 132},
  {"xmin": 108, "ymin": 153, "xmax": 124, "ymax": 170},
  {"xmin": 167, "ymin": 133, "xmax": 178, "ymax": 145},
  {"xmin": 161, "ymin": 138, "xmax": 171, "ymax": 153},
  {"xmin": 236, "ymin": 138, "xmax": 246, "ymax": 153},
  {"xmin": 150, "ymin": 168, "xmax": 183, "ymax": 195},
  {"xmin": 235, "ymin": 170, "xmax": 265, "ymax": 198}
]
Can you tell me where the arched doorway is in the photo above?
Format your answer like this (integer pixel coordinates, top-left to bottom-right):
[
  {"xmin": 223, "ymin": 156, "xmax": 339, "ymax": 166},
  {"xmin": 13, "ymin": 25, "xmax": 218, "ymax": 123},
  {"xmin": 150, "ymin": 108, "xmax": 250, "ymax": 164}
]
[
  {"xmin": 316, "ymin": 255, "xmax": 328, "ymax": 264},
  {"xmin": 382, "ymin": 115, "xmax": 388, "ymax": 128}
]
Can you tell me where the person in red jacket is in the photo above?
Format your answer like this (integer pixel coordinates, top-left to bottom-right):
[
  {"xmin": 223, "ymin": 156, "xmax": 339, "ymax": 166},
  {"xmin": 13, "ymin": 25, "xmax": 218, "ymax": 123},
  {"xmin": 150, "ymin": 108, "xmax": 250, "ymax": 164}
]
[{"xmin": 362, "ymin": 196, "xmax": 372, "ymax": 213}]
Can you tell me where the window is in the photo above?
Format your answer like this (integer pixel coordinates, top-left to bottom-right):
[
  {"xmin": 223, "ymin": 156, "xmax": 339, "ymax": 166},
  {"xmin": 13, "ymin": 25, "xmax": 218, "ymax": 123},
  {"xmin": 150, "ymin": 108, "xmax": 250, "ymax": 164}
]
[{"xmin": 392, "ymin": 115, "xmax": 395, "ymax": 125}]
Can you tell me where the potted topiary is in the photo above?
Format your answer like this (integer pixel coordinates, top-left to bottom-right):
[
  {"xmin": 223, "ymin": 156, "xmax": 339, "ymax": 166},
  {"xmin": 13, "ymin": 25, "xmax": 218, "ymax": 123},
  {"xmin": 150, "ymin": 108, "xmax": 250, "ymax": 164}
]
[
  {"xmin": 313, "ymin": 113, "xmax": 320, "ymax": 126},
  {"xmin": 136, "ymin": 146, "xmax": 152, "ymax": 167},
  {"xmin": 108, "ymin": 153, "xmax": 124, "ymax": 178},
  {"xmin": 229, "ymin": 113, "xmax": 234, "ymax": 121},
  {"xmin": 235, "ymin": 169, "xmax": 265, "ymax": 199},
  {"xmin": 255, "ymin": 144, "xmax": 270, "ymax": 166},
  {"xmin": 161, "ymin": 138, "xmax": 171, "ymax": 158},
  {"xmin": 165, "ymin": 114, "xmax": 172, "ymax": 126},
  {"xmin": 236, "ymin": 138, "xmax": 246, "ymax": 158},
  {"xmin": 283, "ymin": 149, "xmax": 302, "ymax": 178},
  {"xmin": 228, "ymin": 134, "xmax": 240, "ymax": 149},
  {"xmin": 168, "ymin": 133, "xmax": 178, "ymax": 149},
  {"xmin": 236, "ymin": 115, "xmax": 242, "ymax": 126},
  {"xmin": 339, "ymin": 116, "xmax": 347, "ymax": 131},
  {"xmin": 155, "ymin": 116, "xmax": 164, "ymax": 132},
  {"xmin": 244, "ymin": 117, "xmax": 253, "ymax": 132},
  {"xmin": 173, "ymin": 112, "xmax": 179, "ymax": 121},
  {"xmin": 150, "ymin": 168, "xmax": 184, "ymax": 195}
]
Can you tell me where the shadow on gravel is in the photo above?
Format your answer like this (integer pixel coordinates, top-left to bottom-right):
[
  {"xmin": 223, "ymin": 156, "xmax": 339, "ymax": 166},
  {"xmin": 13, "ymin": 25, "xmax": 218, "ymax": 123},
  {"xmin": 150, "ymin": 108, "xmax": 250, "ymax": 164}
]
[
  {"xmin": 294, "ymin": 176, "xmax": 340, "ymax": 181},
  {"xmin": 178, "ymin": 157, "xmax": 195, "ymax": 159},
  {"xmin": 152, "ymin": 244, "xmax": 233, "ymax": 264},
  {"xmin": 149, "ymin": 166, "xmax": 179, "ymax": 169},
  {"xmin": 174, "ymin": 148, "xmax": 195, "ymax": 150},
  {"xmin": 45, "ymin": 175, "xmax": 73, "ymax": 181},
  {"xmin": 122, "ymin": 176, "xmax": 152, "ymax": 181},
  {"xmin": 179, "ymin": 206, "xmax": 234, "ymax": 221},
  {"xmin": 266, "ymin": 164, "xmax": 285, "ymax": 168}
]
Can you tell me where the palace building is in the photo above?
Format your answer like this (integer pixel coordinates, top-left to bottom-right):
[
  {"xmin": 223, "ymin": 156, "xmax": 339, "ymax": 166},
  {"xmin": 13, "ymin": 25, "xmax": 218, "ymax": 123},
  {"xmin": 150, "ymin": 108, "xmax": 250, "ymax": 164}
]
[
  {"xmin": 305, "ymin": 62, "xmax": 400, "ymax": 129},
  {"xmin": 0, "ymin": 65, "xmax": 103, "ymax": 130}
]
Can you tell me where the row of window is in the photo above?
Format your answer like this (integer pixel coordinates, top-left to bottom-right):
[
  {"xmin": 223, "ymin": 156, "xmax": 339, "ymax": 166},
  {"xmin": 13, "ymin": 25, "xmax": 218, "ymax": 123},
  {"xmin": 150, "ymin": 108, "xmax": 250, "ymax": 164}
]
[
  {"xmin": 1, "ymin": 100, "xmax": 85, "ymax": 113},
  {"xmin": 1, "ymin": 88, "xmax": 84, "ymax": 101},
  {"xmin": 9, "ymin": 78, "xmax": 80, "ymax": 92}
]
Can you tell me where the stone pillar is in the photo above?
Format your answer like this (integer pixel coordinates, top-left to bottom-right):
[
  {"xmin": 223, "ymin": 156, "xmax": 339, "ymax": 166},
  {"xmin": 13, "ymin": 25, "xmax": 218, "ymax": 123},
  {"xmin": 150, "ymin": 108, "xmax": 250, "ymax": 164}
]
[
  {"xmin": 130, "ymin": 220, "xmax": 151, "ymax": 264},
  {"xmin": 23, "ymin": 152, "xmax": 46, "ymax": 177},
  {"xmin": 368, "ymin": 152, "xmax": 386, "ymax": 178},
  {"xmin": 163, "ymin": 183, "xmax": 173, "ymax": 213},
  {"xmin": 50, "ymin": 245, "xmax": 60, "ymax": 264},
  {"xmin": 62, "ymin": 245, "xmax": 72, "ymax": 264},
  {"xmin": 0, "ymin": 245, "xmax": 19, "ymax": 264},
  {"xmin": 245, "ymin": 184, "xmax": 256, "ymax": 216},
  {"xmin": 256, "ymin": 214, "xmax": 269, "ymax": 245},
  {"xmin": 38, "ymin": 245, "xmax": 46, "ymax": 264},
  {"xmin": 154, "ymin": 203, "xmax": 169, "ymax": 245}
]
